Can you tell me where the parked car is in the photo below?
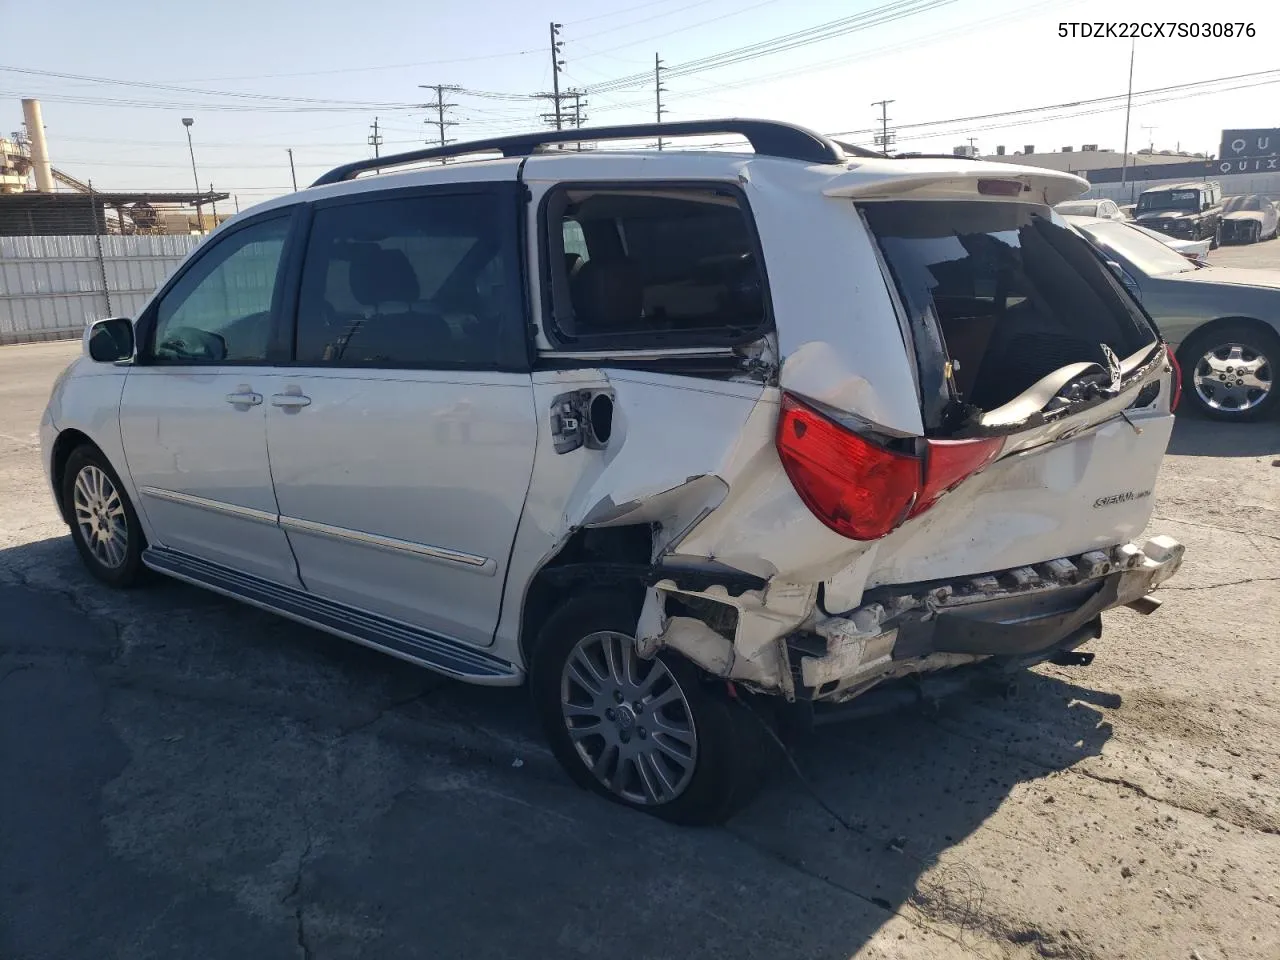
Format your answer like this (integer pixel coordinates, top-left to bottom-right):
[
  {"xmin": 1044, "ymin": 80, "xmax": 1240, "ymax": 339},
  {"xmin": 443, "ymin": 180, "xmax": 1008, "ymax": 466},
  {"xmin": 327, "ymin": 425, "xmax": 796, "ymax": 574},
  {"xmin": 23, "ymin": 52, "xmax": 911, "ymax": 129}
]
[
  {"xmin": 1118, "ymin": 203, "xmax": 1136, "ymax": 220},
  {"xmin": 44, "ymin": 120, "xmax": 1184, "ymax": 824},
  {"xmin": 1129, "ymin": 222, "xmax": 1211, "ymax": 262},
  {"xmin": 1220, "ymin": 194, "xmax": 1279, "ymax": 244},
  {"xmin": 1054, "ymin": 198, "xmax": 1124, "ymax": 219},
  {"xmin": 1067, "ymin": 214, "xmax": 1279, "ymax": 421},
  {"xmin": 1134, "ymin": 181, "xmax": 1224, "ymax": 247}
]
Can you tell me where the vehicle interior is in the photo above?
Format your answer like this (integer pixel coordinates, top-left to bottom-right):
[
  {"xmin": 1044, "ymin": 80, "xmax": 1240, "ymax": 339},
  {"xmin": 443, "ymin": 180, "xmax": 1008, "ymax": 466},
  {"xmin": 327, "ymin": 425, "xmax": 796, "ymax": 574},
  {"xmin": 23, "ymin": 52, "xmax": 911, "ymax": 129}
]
[
  {"xmin": 862, "ymin": 201, "xmax": 1157, "ymax": 412},
  {"xmin": 297, "ymin": 197, "xmax": 510, "ymax": 366},
  {"xmin": 546, "ymin": 188, "xmax": 767, "ymax": 343}
]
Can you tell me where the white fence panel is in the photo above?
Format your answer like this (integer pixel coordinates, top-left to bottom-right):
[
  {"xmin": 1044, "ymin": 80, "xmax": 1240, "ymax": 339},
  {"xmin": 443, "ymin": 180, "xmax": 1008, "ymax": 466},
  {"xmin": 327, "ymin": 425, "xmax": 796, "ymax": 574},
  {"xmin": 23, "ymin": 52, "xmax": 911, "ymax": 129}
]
[{"xmin": 0, "ymin": 233, "xmax": 201, "ymax": 345}]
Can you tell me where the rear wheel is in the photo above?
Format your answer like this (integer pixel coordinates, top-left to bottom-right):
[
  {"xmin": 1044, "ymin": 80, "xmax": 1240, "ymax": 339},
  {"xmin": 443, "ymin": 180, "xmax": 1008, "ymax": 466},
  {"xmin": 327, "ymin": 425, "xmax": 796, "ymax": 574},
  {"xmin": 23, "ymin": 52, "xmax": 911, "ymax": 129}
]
[
  {"xmin": 530, "ymin": 592, "xmax": 771, "ymax": 825},
  {"xmin": 62, "ymin": 445, "xmax": 147, "ymax": 587},
  {"xmin": 1180, "ymin": 323, "xmax": 1279, "ymax": 422},
  {"xmin": 1210, "ymin": 222, "xmax": 1222, "ymax": 249}
]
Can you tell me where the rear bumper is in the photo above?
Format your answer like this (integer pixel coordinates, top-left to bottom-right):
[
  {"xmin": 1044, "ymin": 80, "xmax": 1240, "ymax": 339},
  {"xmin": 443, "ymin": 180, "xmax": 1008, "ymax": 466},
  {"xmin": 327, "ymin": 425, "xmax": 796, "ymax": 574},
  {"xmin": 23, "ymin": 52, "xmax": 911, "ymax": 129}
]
[{"xmin": 794, "ymin": 536, "xmax": 1184, "ymax": 701}]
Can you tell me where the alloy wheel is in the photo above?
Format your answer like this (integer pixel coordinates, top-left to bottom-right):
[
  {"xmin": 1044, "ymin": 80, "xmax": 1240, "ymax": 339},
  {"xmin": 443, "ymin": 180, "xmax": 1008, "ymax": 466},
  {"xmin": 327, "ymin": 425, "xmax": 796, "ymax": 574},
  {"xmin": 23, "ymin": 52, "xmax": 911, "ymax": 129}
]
[
  {"xmin": 560, "ymin": 630, "xmax": 698, "ymax": 806},
  {"xmin": 72, "ymin": 464, "xmax": 129, "ymax": 568},
  {"xmin": 1192, "ymin": 342, "xmax": 1272, "ymax": 413}
]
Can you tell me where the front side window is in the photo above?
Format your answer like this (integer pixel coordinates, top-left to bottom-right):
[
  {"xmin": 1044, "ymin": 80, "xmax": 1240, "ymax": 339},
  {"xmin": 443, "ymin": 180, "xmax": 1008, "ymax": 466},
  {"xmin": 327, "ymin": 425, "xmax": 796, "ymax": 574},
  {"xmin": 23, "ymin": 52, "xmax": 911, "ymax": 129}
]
[
  {"xmin": 544, "ymin": 187, "xmax": 767, "ymax": 346},
  {"xmin": 295, "ymin": 192, "xmax": 513, "ymax": 367},
  {"xmin": 151, "ymin": 216, "xmax": 290, "ymax": 363}
]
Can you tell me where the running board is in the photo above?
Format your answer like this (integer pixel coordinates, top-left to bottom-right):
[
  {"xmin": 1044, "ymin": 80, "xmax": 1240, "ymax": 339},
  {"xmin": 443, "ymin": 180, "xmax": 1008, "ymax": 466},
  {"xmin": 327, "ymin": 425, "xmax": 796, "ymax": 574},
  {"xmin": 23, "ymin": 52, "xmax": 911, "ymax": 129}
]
[{"xmin": 142, "ymin": 547, "xmax": 523, "ymax": 685}]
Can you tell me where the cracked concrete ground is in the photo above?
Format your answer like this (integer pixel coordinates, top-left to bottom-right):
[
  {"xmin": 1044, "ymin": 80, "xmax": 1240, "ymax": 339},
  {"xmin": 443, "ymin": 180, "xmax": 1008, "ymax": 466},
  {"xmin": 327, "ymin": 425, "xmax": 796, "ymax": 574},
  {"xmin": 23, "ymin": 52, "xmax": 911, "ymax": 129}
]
[{"xmin": 2, "ymin": 337, "xmax": 1278, "ymax": 960}]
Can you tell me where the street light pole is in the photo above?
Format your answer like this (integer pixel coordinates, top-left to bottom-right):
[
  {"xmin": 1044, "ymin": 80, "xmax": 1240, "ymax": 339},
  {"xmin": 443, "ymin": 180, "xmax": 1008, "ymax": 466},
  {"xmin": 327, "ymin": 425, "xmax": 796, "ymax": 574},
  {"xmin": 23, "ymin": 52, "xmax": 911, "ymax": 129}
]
[{"xmin": 182, "ymin": 117, "xmax": 203, "ymax": 234}]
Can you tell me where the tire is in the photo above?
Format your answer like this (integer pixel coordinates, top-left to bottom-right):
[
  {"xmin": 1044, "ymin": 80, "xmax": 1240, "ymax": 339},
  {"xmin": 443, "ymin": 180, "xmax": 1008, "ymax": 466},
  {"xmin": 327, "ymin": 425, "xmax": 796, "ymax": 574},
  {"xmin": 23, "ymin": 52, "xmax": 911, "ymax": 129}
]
[
  {"xmin": 62, "ymin": 444, "xmax": 147, "ymax": 587},
  {"xmin": 1178, "ymin": 323, "xmax": 1280, "ymax": 423},
  {"xmin": 529, "ymin": 591, "xmax": 772, "ymax": 825},
  {"xmin": 1210, "ymin": 222, "xmax": 1221, "ymax": 249}
]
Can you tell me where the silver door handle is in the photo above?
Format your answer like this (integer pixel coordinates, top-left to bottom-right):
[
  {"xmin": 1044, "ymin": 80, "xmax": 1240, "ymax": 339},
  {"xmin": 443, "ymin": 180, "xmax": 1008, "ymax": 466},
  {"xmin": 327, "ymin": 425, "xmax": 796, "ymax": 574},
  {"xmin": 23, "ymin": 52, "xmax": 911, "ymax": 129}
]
[
  {"xmin": 225, "ymin": 390, "xmax": 262, "ymax": 407},
  {"xmin": 271, "ymin": 393, "xmax": 311, "ymax": 409}
]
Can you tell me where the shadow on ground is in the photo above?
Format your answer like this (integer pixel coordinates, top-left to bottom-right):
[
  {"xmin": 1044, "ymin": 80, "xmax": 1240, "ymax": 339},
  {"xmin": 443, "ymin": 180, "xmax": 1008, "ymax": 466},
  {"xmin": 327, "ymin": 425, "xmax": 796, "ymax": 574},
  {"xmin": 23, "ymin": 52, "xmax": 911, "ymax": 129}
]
[
  {"xmin": 1167, "ymin": 412, "xmax": 1280, "ymax": 457},
  {"xmin": 1, "ymin": 534, "xmax": 1116, "ymax": 960}
]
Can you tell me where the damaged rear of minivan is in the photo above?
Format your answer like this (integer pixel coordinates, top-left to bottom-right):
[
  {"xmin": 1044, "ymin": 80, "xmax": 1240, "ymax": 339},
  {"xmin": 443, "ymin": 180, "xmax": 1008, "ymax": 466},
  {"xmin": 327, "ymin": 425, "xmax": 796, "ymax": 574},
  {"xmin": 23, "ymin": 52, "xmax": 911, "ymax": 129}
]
[{"xmin": 576, "ymin": 165, "xmax": 1185, "ymax": 824}]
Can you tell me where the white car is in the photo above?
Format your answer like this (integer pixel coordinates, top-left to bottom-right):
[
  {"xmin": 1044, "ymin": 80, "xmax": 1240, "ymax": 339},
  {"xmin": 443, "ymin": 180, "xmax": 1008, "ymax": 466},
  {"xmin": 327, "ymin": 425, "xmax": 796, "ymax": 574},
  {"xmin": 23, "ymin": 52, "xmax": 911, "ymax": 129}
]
[
  {"xmin": 1054, "ymin": 198, "xmax": 1125, "ymax": 220},
  {"xmin": 43, "ymin": 120, "xmax": 1184, "ymax": 824},
  {"xmin": 1129, "ymin": 221, "xmax": 1212, "ymax": 261}
]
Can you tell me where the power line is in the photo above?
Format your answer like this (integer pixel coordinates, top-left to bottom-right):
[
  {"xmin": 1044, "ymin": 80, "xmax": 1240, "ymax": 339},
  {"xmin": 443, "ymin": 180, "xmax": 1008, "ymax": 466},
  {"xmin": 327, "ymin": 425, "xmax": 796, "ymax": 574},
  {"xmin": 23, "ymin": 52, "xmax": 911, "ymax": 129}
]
[
  {"xmin": 586, "ymin": 0, "xmax": 957, "ymax": 93},
  {"xmin": 0, "ymin": 65, "xmax": 426, "ymax": 109}
]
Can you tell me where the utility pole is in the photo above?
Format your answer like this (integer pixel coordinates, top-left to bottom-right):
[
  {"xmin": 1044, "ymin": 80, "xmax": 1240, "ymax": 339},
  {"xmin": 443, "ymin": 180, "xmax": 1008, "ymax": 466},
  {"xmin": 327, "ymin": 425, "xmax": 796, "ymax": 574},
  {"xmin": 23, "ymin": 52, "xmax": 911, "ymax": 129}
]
[
  {"xmin": 655, "ymin": 53, "xmax": 667, "ymax": 150},
  {"xmin": 967, "ymin": 137, "xmax": 978, "ymax": 157},
  {"xmin": 549, "ymin": 21, "xmax": 565, "ymax": 130},
  {"xmin": 209, "ymin": 184, "xmax": 218, "ymax": 231},
  {"xmin": 419, "ymin": 84, "xmax": 460, "ymax": 150},
  {"xmin": 368, "ymin": 117, "xmax": 383, "ymax": 158},
  {"xmin": 1120, "ymin": 39, "xmax": 1135, "ymax": 199},
  {"xmin": 871, "ymin": 99, "xmax": 894, "ymax": 156},
  {"xmin": 287, "ymin": 148, "xmax": 297, "ymax": 191},
  {"xmin": 1141, "ymin": 125, "xmax": 1157, "ymax": 153}
]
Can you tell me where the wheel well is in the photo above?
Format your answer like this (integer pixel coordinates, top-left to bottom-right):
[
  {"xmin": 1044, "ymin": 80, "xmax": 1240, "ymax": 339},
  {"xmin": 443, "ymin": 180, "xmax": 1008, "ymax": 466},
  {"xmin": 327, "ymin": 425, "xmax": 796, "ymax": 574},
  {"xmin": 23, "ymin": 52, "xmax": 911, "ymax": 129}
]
[
  {"xmin": 50, "ymin": 429, "xmax": 96, "ymax": 524},
  {"xmin": 1174, "ymin": 317, "xmax": 1280, "ymax": 367},
  {"xmin": 518, "ymin": 525, "xmax": 654, "ymax": 665}
]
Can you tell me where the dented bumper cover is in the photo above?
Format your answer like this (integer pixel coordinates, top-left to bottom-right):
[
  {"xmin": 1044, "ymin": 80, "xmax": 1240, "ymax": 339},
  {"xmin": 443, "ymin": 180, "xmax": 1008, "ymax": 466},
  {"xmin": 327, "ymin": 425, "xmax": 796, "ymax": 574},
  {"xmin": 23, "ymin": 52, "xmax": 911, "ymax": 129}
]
[{"xmin": 798, "ymin": 536, "xmax": 1184, "ymax": 698}]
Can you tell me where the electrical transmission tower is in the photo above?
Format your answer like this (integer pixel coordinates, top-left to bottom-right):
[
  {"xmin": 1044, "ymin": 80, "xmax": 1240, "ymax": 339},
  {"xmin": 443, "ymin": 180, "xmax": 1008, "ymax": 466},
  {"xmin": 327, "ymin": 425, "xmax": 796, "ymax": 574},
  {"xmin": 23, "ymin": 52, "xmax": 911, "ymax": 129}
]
[{"xmin": 419, "ymin": 84, "xmax": 461, "ymax": 154}]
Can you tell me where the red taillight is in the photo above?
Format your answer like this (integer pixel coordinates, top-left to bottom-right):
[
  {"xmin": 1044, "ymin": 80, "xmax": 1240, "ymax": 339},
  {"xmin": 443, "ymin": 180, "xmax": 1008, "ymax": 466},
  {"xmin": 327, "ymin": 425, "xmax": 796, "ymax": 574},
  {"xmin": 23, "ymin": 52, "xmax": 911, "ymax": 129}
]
[
  {"xmin": 1166, "ymin": 344, "xmax": 1182, "ymax": 412},
  {"xmin": 910, "ymin": 437, "xmax": 1004, "ymax": 518},
  {"xmin": 775, "ymin": 394, "xmax": 921, "ymax": 541}
]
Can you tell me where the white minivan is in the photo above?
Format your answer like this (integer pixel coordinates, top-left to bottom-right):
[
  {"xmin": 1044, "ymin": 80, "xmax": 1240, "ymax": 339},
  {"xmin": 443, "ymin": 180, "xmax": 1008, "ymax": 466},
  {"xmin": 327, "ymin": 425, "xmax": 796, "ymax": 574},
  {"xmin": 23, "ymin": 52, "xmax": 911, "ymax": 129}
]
[{"xmin": 43, "ymin": 120, "xmax": 1183, "ymax": 824}]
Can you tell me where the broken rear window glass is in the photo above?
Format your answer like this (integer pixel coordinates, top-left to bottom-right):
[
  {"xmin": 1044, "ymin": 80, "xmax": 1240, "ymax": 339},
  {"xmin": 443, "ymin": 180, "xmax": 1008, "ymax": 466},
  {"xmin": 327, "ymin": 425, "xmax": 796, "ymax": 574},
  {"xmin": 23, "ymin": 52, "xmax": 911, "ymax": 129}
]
[{"xmin": 861, "ymin": 201, "xmax": 1156, "ymax": 412}]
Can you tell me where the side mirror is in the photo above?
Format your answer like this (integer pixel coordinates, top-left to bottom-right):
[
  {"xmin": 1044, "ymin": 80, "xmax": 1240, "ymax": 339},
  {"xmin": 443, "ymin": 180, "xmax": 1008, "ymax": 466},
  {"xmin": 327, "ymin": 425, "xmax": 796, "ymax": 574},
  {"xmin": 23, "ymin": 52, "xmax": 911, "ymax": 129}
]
[
  {"xmin": 1105, "ymin": 260, "xmax": 1141, "ymax": 301},
  {"xmin": 85, "ymin": 317, "xmax": 135, "ymax": 363}
]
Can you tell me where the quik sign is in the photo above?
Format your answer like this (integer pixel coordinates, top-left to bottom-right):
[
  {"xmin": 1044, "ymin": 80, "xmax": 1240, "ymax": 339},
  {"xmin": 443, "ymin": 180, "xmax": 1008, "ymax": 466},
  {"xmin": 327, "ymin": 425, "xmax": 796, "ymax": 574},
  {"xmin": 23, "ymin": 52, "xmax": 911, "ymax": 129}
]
[{"xmin": 1218, "ymin": 129, "xmax": 1280, "ymax": 174}]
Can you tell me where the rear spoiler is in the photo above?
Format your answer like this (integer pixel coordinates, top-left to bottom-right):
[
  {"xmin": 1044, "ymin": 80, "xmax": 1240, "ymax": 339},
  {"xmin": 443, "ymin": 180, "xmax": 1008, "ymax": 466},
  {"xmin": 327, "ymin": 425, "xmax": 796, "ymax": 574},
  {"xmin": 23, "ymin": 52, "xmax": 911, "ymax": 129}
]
[{"xmin": 823, "ymin": 163, "xmax": 1088, "ymax": 206}]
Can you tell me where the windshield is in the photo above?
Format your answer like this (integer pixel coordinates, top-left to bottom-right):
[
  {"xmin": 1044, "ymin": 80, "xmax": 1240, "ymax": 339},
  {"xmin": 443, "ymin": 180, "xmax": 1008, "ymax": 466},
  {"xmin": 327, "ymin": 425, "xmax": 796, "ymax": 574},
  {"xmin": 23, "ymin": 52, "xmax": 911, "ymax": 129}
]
[
  {"xmin": 1075, "ymin": 220, "xmax": 1197, "ymax": 277},
  {"xmin": 1055, "ymin": 200, "xmax": 1099, "ymax": 216},
  {"xmin": 1137, "ymin": 189, "xmax": 1200, "ymax": 213},
  {"xmin": 1224, "ymin": 195, "xmax": 1263, "ymax": 213}
]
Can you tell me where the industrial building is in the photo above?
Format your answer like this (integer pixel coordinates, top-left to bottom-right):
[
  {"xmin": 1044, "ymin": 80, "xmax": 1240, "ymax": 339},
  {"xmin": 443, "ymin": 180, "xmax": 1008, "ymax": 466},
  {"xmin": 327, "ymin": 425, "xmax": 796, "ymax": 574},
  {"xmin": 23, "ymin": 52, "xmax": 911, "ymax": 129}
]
[{"xmin": 1, "ymin": 98, "xmax": 228, "ymax": 236}]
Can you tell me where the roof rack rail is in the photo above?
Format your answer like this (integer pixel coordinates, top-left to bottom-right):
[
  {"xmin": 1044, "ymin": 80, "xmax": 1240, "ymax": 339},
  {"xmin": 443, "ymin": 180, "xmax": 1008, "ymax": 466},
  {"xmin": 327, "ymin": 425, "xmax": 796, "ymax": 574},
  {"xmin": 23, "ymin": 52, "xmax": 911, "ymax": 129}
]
[
  {"xmin": 892, "ymin": 152, "xmax": 983, "ymax": 161},
  {"xmin": 312, "ymin": 118, "xmax": 845, "ymax": 186}
]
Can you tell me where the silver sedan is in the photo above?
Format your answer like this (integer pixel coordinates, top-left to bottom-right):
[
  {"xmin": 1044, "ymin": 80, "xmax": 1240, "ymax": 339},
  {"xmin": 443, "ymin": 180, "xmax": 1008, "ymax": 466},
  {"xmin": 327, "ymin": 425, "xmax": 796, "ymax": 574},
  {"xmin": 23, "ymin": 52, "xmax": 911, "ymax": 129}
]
[{"xmin": 1066, "ymin": 215, "xmax": 1279, "ymax": 421}]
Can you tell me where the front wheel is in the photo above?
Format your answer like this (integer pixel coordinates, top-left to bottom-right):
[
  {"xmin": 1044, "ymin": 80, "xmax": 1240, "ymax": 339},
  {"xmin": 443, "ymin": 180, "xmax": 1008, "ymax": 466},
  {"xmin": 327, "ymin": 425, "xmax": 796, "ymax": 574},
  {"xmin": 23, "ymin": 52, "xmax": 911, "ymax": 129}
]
[
  {"xmin": 530, "ymin": 592, "xmax": 771, "ymax": 825},
  {"xmin": 1180, "ymin": 323, "xmax": 1279, "ymax": 422},
  {"xmin": 62, "ymin": 445, "xmax": 147, "ymax": 587}
]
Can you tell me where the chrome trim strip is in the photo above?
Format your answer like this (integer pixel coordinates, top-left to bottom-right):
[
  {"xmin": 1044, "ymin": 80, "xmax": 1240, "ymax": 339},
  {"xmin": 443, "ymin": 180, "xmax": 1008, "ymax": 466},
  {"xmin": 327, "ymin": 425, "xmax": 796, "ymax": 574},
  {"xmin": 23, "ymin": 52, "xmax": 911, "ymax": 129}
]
[
  {"xmin": 141, "ymin": 546, "xmax": 522, "ymax": 685},
  {"xmin": 278, "ymin": 515, "xmax": 495, "ymax": 575},
  {"xmin": 139, "ymin": 486, "xmax": 279, "ymax": 526}
]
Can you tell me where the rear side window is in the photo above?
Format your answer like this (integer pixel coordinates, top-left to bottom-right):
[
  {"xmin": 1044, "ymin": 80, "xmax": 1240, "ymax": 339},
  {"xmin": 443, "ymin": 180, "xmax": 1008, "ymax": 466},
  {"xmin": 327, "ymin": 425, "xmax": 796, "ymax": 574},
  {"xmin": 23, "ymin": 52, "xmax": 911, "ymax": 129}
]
[
  {"xmin": 861, "ymin": 201, "xmax": 1156, "ymax": 412},
  {"xmin": 543, "ymin": 186, "xmax": 767, "ymax": 347},
  {"xmin": 295, "ymin": 191, "xmax": 519, "ymax": 368}
]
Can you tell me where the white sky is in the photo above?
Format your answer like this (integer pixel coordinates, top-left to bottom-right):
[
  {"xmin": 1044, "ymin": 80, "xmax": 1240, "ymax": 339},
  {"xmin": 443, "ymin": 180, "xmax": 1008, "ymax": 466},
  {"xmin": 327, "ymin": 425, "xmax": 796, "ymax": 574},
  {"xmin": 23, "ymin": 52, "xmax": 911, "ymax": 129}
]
[{"xmin": 3, "ymin": 0, "xmax": 1276, "ymax": 208}]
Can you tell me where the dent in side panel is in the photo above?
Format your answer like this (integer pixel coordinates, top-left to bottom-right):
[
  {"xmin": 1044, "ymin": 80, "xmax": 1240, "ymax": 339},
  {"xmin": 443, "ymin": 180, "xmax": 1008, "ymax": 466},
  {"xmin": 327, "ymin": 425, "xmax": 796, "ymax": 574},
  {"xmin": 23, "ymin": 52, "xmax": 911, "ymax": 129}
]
[{"xmin": 742, "ymin": 160, "xmax": 923, "ymax": 437}]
